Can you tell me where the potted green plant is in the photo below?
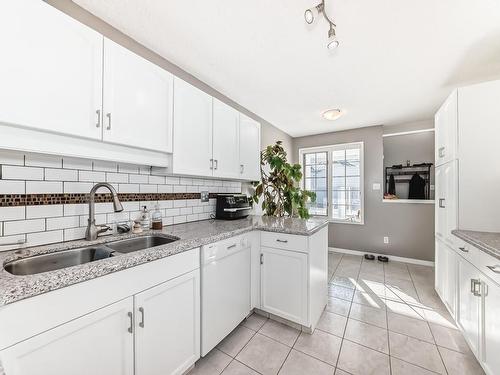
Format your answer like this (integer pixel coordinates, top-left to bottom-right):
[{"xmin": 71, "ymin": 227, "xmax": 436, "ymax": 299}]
[{"xmin": 252, "ymin": 141, "xmax": 316, "ymax": 219}]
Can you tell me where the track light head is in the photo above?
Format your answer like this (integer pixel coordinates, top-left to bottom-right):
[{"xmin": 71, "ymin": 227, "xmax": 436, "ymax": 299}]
[
  {"xmin": 327, "ymin": 24, "xmax": 339, "ymax": 49},
  {"xmin": 304, "ymin": 3, "xmax": 323, "ymax": 24},
  {"xmin": 304, "ymin": 1, "xmax": 340, "ymax": 49}
]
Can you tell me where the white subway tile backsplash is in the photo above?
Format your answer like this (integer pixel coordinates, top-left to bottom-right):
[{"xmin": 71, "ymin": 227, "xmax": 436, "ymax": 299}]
[
  {"xmin": 79, "ymin": 214, "xmax": 106, "ymax": 226},
  {"xmin": 157, "ymin": 200, "xmax": 173, "ymax": 209},
  {"xmin": 180, "ymin": 177, "xmax": 192, "ymax": 185},
  {"xmin": 63, "ymin": 157, "xmax": 93, "ymax": 171},
  {"xmin": 199, "ymin": 213, "xmax": 211, "ymax": 220},
  {"xmin": 192, "ymin": 178, "xmax": 204, "ymax": 186},
  {"xmin": 180, "ymin": 207, "xmax": 192, "ymax": 215},
  {"xmin": 107, "ymin": 212, "xmax": 129, "ymax": 223},
  {"xmin": 95, "ymin": 184, "xmax": 118, "ymax": 193},
  {"xmin": 1, "ymin": 166, "xmax": 43, "ymax": 180},
  {"xmin": 121, "ymin": 202, "xmax": 141, "ymax": 212},
  {"xmin": 186, "ymin": 185, "xmax": 199, "ymax": 193},
  {"xmin": 106, "ymin": 172, "xmax": 129, "ymax": 183},
  {"xmin": 139, "ymin": 166, "xmax": 151, "ymax": 175},
  {"xmin": 64, "ymin": 182, "xmax": 94, "ymax": 193},
  {"xmin": 165, "ymin": 208, "xmax": 180, "ymax": 217},
  {"xmin": 129, "ymin": 174, "xmax": 148, "ymax": 184},
  {"xmin": 64, "ymin": 204, "xmax": 88, "ymax": 216},
  {"xmin": 0, "ymin": 234, "xmax": 26, "ymax": 251},
  {"xmin": 140, "ymin": 184, "xmax": 158, "ymax": 193},
  {"xmin": 173, "ymin": 200, "xmax": 186, "ymax": 208},
  {"xmin": 25, "ymin": 153, "xmax": 62, "ymax": 168},
  {"xmin": 79, "ymin": 170, "xmax": 105, "ymax": 182},
  {"xmin": 0, "ymin": 207, "xmax": 26, "ymax": 221},
  {"xmin": 26, "ymin": 181, "xmax": 63, "ymax": 194},
  {"xmin": 46, "ymin": 216, "xmax": 80, "ymax": 231},
  {"xmin": 0, "ymin": 150, "xmax": 24, "ymax": 166},
  {"xmin": 148, "ymin": 175, "xmax": 165, "ymax": 184},
  {"xmin": 173, "ymin": 185, "xmax": 186, "ymax": 193},
  {"xmin": 27, "ymin": 230, "xmax": 63, "ymax": 247},
  {"xmin": 27, "ymin": 205, "xmax": 63, "ymax": 219},
  {"xmin": 45, "ymin": 168, "xmax": 78, "ymax": 182},
  {"xmin": 0, "ymin": 180, "xmax": 25, "ymax": 194},
  {"xmin": 118, "ymin": 184, "xmax": 139, "ymax": 193},
  {"xmin": 186, "ymin": 213, "xmax": 199, "ymax": 222},
  {"xmin": 166, "ymin": 177, "xmax": 179, "ymax": 185},
  {"xmin": 95, "ymin": 203, "xmax": 114, "ymax": 214},
  {"xmin": 192, "ymin": 206, "xmax": 204, "ymax": 214},
  {"xmin": 4, "ymin": 219, "xmax": 45, "ymax": 235},
  {"xmin": 93, "ymin": 161, "xmax": 117, "ymax": 172},
  {"xmin": 63, "ymin": 227, "xmax": 87, "ymax": 242},
  {"xmin": 118, "ymin": 164, "xmax": 139, "ymax": 174},
  {"xmin": 158, "ymin": 185, "xmax": 173, "ymax": 193},
  {"xmin": 162, "ymin": 217, "xmax": 174, "ymax": 226},
  {"xmin": 173, "ymin": 216, "xmax": 187, "ymax": 224}
]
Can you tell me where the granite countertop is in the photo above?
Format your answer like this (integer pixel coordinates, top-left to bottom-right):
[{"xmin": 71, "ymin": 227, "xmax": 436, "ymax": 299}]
[
  {"xmin": 452, "ymin": 229, "xmax": 500, "ymax": 260},
  {"xmin": 0, "ymin": 215, "xmax": 328, "ymax": 306}
]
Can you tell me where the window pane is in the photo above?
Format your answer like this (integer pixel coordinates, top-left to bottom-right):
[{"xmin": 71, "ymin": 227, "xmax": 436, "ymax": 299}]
[
  {"xmin": 346, "ymin": 190, "xmax": 361, "ymax": 205},
  {"xmin": 332, "ymin": 177, "xmax": 345, "ymax": 190},
  {"xmin": 305, "ymin": 153, "xmax": 316, "ymax": 165},
  {"xmin": 333, "ymin": 160, "xmax": 345, "ymax": 176},
  {"xmin": 346, "ymin": 204, "xmax": 361, "ymax": 222},
  {"xmin": 333, "ymin": 149, "xmax": 345, "ymax": 162},
  {"xmin": 346, "ymin": 176, "xmax": 360, "ymax": 190},
  {"xmin": 345, "ymin": 160, "xmax": 360, "ymax": 176},
  {"xmin": 316, "ymin": 152, "xmax": 327, "ymax": 164},
  {"xmin": 332, "ymin": 190, "xmax": 346, "ymax": 205},
  {"xmin": 305, "ymin": 164, "xmax": 326, "ymax": 178},
  {"xmin": 316, "ymin": 178, "xmax": 327, "ymax": 190},
  {"xmin": 332, "ymin": 204, "xmax": 346, "ymax": 220},
  {"xmin": 346, "ymin": 148, "xmax": 360, "ymax": 161},
  {"xmin": 305, "ymin": 178, "xmax": 315, "ymax": 190}
]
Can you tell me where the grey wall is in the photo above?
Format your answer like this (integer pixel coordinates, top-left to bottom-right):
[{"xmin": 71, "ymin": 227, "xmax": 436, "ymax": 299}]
[
  {"xmin": 293, "ymin": 125, "xmax": 435, "ymax": 261},
  {"xmin": 46, "ymin": 0, "xmax": 288, "ymax": 151}
]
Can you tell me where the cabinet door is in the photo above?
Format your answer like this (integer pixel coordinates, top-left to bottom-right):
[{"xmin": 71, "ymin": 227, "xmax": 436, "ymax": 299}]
[
  {"xmin": 261, "ymin": 247, "xmax": 308, "ymax": 325},
  {"xmin": 435, "ymin": 165, "xmax": 447, "ymax": 241},
  {"xmin": 239, "ymin": 114, "xmax": 261, "ymax": 181},
  {"xmin": 435, "ymin": 238, "xmax": 445, "ymax": 299},
  {"xmin": 212, "ymin": 99, "xmax": 240, "ymax": 179},
  {"xmin": 457, "ymin": 257, "xmax": 481, "ymax": 357},
  {"xmin": 134, "ymin": 270, "xmax": 200, "ymax": 375},
  {"xmin": 435, "ymin": 91, "xmax": 457, "ymax": 166},
  {"xmin": 0, "ymin": 298, "xmax": 134, "ymax": 375},
  {"xmin": 483, "ymin": 278, "xmax": 500, "ymax": 375},
  {"xmin": 173, "ymin": 78, "xmax": 213, "ymax": 176},
  {"xmin": 0, "ymin": 0, "xmax": 102, "ymax": 140},
  {"xmin": 103, "ymin": 38, "xmax": 173, "ymax": 152},
  {"xmin": 435, "ymin": 161, "xmax": 458, "ymax": 245},
  {"xmin": 443, "ymin": 245, "xmax": 457, "ymax": 317}
]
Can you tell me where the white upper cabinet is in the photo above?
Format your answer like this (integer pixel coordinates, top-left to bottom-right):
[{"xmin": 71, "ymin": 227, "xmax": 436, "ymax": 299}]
[
  {"xmin": 0, "ymin": 0, "xmax": 103, "ymax": 140},
  {"xmin": 435, "ymin": 160, "xmax": 458, "ymax": 245},
  {"xmin": 212, "ymin": 99, "xmax": 240, "ymax": 179},
  {"xmin": 173, "ymin": 78, "xmax": 213, "ymax": 177},
  {"xmin": 103, "ymin": 39, "xmax": 173, "ymax": 153},
  {"xmin": 434, "ymin": 90, "xmax": 457, "ymax": 167},
  {"xmin": 239, "ymin": 114, "xmax": 262, "ymax": 181}
]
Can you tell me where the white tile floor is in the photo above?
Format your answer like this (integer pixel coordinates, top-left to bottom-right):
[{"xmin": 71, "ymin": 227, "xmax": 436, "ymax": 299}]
[{"xmin": 189, "ymin": 252, "xmax": 485, "ymax": 375}]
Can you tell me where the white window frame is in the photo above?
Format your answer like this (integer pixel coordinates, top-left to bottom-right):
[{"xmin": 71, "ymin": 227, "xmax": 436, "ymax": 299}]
[{"xmin": 299, "ymin": 142, "xmax": 365, "ymax": 225}]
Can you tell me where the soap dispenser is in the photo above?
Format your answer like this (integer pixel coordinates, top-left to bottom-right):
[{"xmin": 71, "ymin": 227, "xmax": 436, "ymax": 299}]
[{"xmin": 139, "ymin": 206, "xmax": 150, "ymax": 229}]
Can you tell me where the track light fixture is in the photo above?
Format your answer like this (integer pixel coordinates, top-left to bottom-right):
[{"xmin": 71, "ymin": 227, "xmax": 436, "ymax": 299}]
[{"xmin": 304, "ymin": 0, "xmax": 339, "ymax": 49}]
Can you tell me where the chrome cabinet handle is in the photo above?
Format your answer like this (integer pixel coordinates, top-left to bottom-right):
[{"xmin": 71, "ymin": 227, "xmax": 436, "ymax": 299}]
[
  {"xmin": 240, "ymin": 164, "xmax": 244, "ymax": 174},
  {"xmin": 471, "ymin": 279, "xmax": 481, "ymax": 297},
  {"xmin": 260, "ymin": 253, "xmax": 264, "ymax": 265},
  {"xmin": 438, "ymin": 147, "xmax": 445, "ymax": 158},
  {"xmin": 487, "ymin": 265, "xmax": 500, "ymax": 274},
  {"xmin": 276, "ymin": 239, "xmax": 288, "ymax": 243},
  {"xmin": 438, "ymin": 198, "xmax": 446, "ymax": 208},
  {"xmin": 214, "ymin": 159, "xmax": 218, "ymax": 170},
  {"xmin": 127, "ymin": 312, "xmax": 133, "ymax": 333},
  {"xmin": 227, "ymin": 244, "xmax": 237, "ymax": 250},
  {"xmin": 210, "ymin": 159, "xmax": 214, "ymax": 170},
  {"xmin": 96, "ymin": 109, "xmax": 101, "ymax": 128},
  {"xmin": 106, "ymin": 112, "xmax": 112, "ymax": 130},
  {"xmin": 458, "ymin": 247, "xmax": 469, "ymax": 253},
  {"xmin": 139, "ymin": 307, "xmax": 145, "ymax": 328}
]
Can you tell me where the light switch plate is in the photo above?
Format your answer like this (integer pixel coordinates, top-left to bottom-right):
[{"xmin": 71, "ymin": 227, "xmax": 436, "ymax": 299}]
[
  {"xmin": 372, "ymin": 183, "xmax": 381, "ymax": 191},
  {"xmin": 200, "ymin": 191, "xmax": 209, "ymax": 202}
]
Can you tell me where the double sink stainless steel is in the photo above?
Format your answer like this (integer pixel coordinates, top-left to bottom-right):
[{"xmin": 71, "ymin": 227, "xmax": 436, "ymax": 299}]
[{"xmin": 4, "ymin": 235, "xmax": 179, "ymax": 276}]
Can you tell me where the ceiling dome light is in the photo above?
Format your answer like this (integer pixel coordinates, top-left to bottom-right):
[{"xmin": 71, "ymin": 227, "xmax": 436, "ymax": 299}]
[
  {"xmin": 322, "ymin": 109, "xmax": 343, "ymax": 121},
  {"xmin": 304, "ymin": 3, "xmax": 323, "ymax": 24},
  {"xmin": 327, "ymin": 25, "xmax": 339, "ymax": 49}
]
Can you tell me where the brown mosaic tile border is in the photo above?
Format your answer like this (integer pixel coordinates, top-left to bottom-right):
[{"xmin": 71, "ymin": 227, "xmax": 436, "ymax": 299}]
[{"xmin": 0, "ymin": 193, "xmax": 220, "ymax": 207}]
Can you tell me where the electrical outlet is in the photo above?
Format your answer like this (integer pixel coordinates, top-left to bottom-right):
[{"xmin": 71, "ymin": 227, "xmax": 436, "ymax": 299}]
[
  {"xmin": 200, "ymin": 191, "xmax": 209, "ymax": 202},
  {"xmin": 384, "ymin": 236, "xmax": 389, "ymax": 244}
]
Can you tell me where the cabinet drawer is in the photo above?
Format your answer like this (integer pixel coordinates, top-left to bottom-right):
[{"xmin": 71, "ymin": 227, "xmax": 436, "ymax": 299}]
[
  {"xmin": 260, "ymin": 232, "xmax": 308, "ymax": 253},
  {"xmin": 478, "ymin": 250, "xmax": 500, "ymax": 287},
  {"xmin": 452, "ymin": 238, "xmax": 479, "ymax": 265}
]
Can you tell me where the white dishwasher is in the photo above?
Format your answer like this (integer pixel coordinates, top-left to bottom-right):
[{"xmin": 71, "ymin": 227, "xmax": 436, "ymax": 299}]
[{"xmin": 201, "ymin": 234, "xmax": 251, "ymax": 356}]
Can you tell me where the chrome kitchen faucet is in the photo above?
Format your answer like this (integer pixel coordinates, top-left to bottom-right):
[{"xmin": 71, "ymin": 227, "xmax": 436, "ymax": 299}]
[{"xmin": 85, "ymin": 183, "xmax": 123, "ymax": 241}]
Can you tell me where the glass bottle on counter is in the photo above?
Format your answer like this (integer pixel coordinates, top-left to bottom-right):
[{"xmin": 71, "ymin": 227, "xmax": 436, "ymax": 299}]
[{"xmin": 151, "ymin": 204, "xmax": 163, "ymax": 230}]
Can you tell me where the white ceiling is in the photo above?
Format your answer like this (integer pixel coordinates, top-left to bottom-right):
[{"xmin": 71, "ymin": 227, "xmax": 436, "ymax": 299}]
[{"xmin": 74, "ymin": 0, "xmax": 500, "ymax": 137}]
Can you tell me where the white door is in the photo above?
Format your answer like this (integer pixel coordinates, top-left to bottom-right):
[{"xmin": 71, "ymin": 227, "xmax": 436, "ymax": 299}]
[
  {"xmin": 212, "ymin": 99, "xmax": 240, "ymax": 179},
  {"xmin": 103, "ymin": 38, "xmax": 173, "ymax": 152},
  {"xmin": 483, "ymin": 278, "xmax": 500, "ymax": 375},
  {"xmin": 239, "ymin": 114, "xmax": 261, "ymax": 181},
  {"xmin": 173, "ymin": 78, "xmax": 213, "ymax": 176},
  {"xmin": 0, "ymin": 0, "xmax": 102, "ymax": 140},
  {"xmin": 0, "ymin": 298, "xmax": 134, "ymax": 375},
  {"xmin": 134, "ymin": 270, "xmax": 200, "ymax": 375},
  {"xmin": 457, "ymin": 257, "xmax": 481, "ymax": 357},
  {"xmin": 435, "ymin": 91, "xmax": 457, "ymax": 167},
  {"xmin": 261, "ymin": 247, "xmax": 308, "ymax": 326}
]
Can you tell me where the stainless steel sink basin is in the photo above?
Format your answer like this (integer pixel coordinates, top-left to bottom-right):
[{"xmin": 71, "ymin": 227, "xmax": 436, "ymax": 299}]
[
  {"xmin": 105, "ymin": 235, "xmax": 178, "ymax": 254},
  {"xmin": 4, "ymin": 246, "xmax": 116, "ymax": 276}
]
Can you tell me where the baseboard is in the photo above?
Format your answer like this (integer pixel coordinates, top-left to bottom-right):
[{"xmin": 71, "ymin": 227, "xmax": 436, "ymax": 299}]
[{"xmin": 329, "ymin": 247, "xmax": 434, "ymax": 267}]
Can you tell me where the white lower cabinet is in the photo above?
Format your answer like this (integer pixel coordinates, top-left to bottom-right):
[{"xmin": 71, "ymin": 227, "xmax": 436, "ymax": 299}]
[
  {"xmin": 135, "ymin": 270, "xmax": 200, "ymax": 375},
  {"xmin": 435, "ymin": 239, "xmax": 457, "ymax": 317},
  {"xmin": 0, "ymin": 298, "xmax": 134, "ymax": 375},
  {"xmin": 483, "ymin": 278, "xmax": 500, "ymax": 375},
  {"xmin": 457, "ymin": 256, "xmax": 481, "ymax": 357},
  {"xmin": 261, "ymin": 246, "xmax": 308, "ymax": 325}
]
